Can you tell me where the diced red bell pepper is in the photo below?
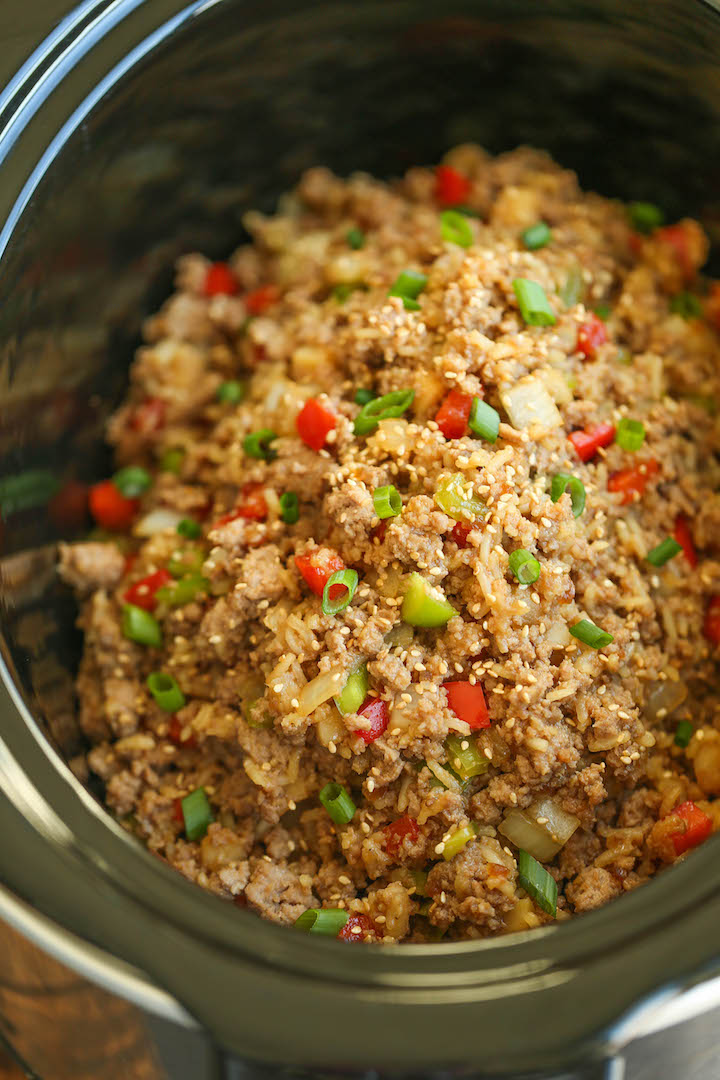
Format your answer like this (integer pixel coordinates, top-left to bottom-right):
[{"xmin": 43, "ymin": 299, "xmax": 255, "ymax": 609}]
[
  {"xmin": 237, "ymin": 482, "xmax": 268, "ymax": 521},
  {"xmin": 294, "ymin": 547, "xmax": 345, "ymax": 597},
  {"xmin": 296, "ymin": 397, "xmax": 337, "ymax": 451},
  {"xmin": 337, "ymin": 913, "xmax": 375, "ymax": 943},
  {"xmin": 124, "ymin": 568, "xmax": 173, "ymax": 612},
  {"xmin": 673, "ymin": 514, "xmax": 698, "ymax": 568},
  {"xmin": 667, "ymin": 800, "xmax": 713, "ymax": 856},
  {"xmin": 443, "ymin": 681, "xmax": 490, "ymax": 730},
  {"xmin": 607, "ymin": 459, "xmax": 660, "ymax": 504},
  {"xmin": 451, "ymin": 521, "xmax": 472, "ymax": 548},
  {"xmin": 656, "ymin": 223, "xmax": 696, "ymax": 281},
  {"xmin": 168, "ymin": 714, "xmax": 197, "ymax": 749},
  {"xmin": 130, "ymin": 397, "xmax": 166, "ymax": 435},
  {"xmin": 245, "ymin": 284, "xmax": 280, "ymax": 315},
  {"xmin": 383, "ymin": 814, "xmax": 420, "ymax": 858},
  {"xmin": 48, "ymin": 480, "xmax": 88, "ymax": 530},
  {"xmin": 204, "ymin": 262, "xmax": 238, "ymax": 296},
  {"xmin": 89, "ymin": 480, "xmax": 139, "ymax": 531},
  {"xmin": 568, "ymin": 422, "xmax": 616, "ymax": 463},
  {"xmin": 371, "ymin": 520, "xmax": 388, "ymax": 543},
  {"xmin": 434, "ymin": 389, "xmax": 473, "ymax": 439},
  {"xmin": 704, "ymin": 595, "xmax": 720, "ymax": 645},
  {"xmin": 173, "ymin": 797, "xmax": 185, "ymax": 826},
  {"xmin": 435, "ymin": 164, "xmax": 471, "ymax": 207},
  {"xmin": 628, "ymin": 232, "xmax": 644, "ymax": 257},
  {"xmin": 354, "ymin": 697, "xmax": 390, "ymax": 744},
  {"xmin": 576, "ymin": 314, "xmax": 609, "ymax": 361}
]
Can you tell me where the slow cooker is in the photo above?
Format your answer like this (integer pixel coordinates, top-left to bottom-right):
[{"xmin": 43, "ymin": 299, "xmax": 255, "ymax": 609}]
[{"xmin": 3, "ymin": 1, "xmax": 720, "ymax": 1077}]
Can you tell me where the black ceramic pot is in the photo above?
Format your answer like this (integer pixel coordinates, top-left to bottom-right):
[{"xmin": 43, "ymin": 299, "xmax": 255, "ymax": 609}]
[{"xmin": 3, "ymin": 3, "xmax": 720, "ymax": 1078}]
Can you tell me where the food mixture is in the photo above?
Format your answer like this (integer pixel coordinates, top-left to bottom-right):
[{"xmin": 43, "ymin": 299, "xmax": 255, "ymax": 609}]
[{"xmin": 59, "ymin": 146, "xmax": 720, "ymax": 943}]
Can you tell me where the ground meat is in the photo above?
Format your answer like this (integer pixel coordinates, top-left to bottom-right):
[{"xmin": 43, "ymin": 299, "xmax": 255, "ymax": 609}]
[{"xmin": 61, "ymin": 145, "xmax": 720, "ymax": 943}]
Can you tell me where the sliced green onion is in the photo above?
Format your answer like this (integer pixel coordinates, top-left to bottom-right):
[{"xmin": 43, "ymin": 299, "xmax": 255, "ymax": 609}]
[
  {"xmin": 518, "ymin": 849, "xmax": 557, "ymax": 918},
  {"xmin": 354, "ymin": 388, "xmax": 375, "ymax": 406},
  {"xmin": 646, "ymin": 537, "xmax": 682, "ymax": 567},
  {"xmin": 168, "ymin": 548, "xmax": 204, "ymax": 579},
  {"xmin": 147, "ymin": 672, "xmax": 185, "ymax": 712},
  {"xmin": 469, "ymin": 398, "xmax": 500, "ymax": 443},
  {"xmin": 616, "ymin": 347, "xmax": 633, "ymax": 366},
  {"xmin": 279, "ymin": 492, "xmax": 299, "ymax": 524},
  {"xmin": 122, "ymin": 604, "xmax": 162, "ymax": 647},
  {"xmin": 373, "ymin": 484, "xmax": 402, "ymax": 519},
  {"xmin": 669, "ymin": 292, "xmax": 703, "ymax": 319},
  {"xmin": 113, "ymin": 466, "xmax": 151, "ymax": 498},
  {"xmin": 354, "ymin": 389, "xmax": 414, "ymax": 436},
  {"xmin": 674, "ymin": 720, "xmax": 694, "ymax": 748},
  {"xmin": 521, "ymin": 222, "xmax": 552, "ymax": 251},
  {"xmin": 442, "ymin": 822, "xmax": 478, "ymax": 861},
  {"xmin": 388, "ymin": 270, "xmax": 428, "ymax": 311},
  {"xmin": 401, "ymin": 572, "xmax": 456, "ymax": 628},
  {"xmin": 177, "ymin": 518, "xmax": 202, "ymax": 540},
  {"xmin": 217, "ymin": 380, "xmax": 245, "ymax": 404},
  {"xmin": 160, "ymin": 447, "xmax": 185, "ymax": 474},
  {"xmin": 347, "ymin": 227, "xmax": 365, "ymax": 250},
  {"xmin": 570, "ymin": 619, "xmax": 614, "ymax": 649},
  {"xmin": 593, "ymin": 304, "xmax": 611, "ymax": 321},
  {"xmin": 434, "ymin": 472, "xmax": 486, "ymax": 522},
  {"xmin": 615, "ymin": 417, "xmax": 645, "ymax": 451},
  {"xmin": 319, "ymin": 782, "xmax": 356, "ymax": 824},
  {"xmin": 334, "ymin": 662, "xmax": 369, "ymax": 715},
  {"xmin": 181, "ymin": 788, "xmax": 213, "ymax": 842},
  {"xmin": 322, "ymin": 568, "xmax": 358, "ymax": 615},
  {"xmin": 512, "ymin": 278, "xmax": 556, "ymax": 327},
  {"xmin": 550, "ymin": 473, "xmax": 586, "ymax": 518},
  {"xmin": 628, "ymin": 201, "xmax": 664, "ymax": 234},
  {"xmin": 440, "ymin": 210, "xmax": 473, "ymax": 248},
  {"xmin": 333, "ymin": 282, "xmax": 365, "ymax": 303},
  {"xmin": 410, "ymin": 869, "xmax": 429, "ymax": 896},
  {"xmin": 558, "ymin": 265, "xmax": 583, "ymax": 307},
  {"xmin": 156, "ymin": 574, "xmax": 209, "ymax": 607},
  {"xmin": 0, "ymin": 469, "xmax": 58, "ymax": 516},
  {"xmin": 295, "ymin": 908, "xmax": 349, "ymax": 934},
  {"xmin": 244, "ymin": 699, "xmax": 273, "ymax": 730},
  {"xmin": 508, "ymin": 549, "xmax": 541, "ymax": 584},
  {"xmin": 445, "ymin": 734, "xmax": 489, "ymax": 781},
  {"xmin": 243, "ymin": 428, "xmax": 278, "ymax": 461}
]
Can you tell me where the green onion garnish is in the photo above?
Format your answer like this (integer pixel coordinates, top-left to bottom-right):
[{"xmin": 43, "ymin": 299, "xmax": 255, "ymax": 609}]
[
  {"xmin": 669, "ymin": 292, "xmax": 703, "ymax": 319},
  {"xmin": 177, "ymin": 518, "xmax": 202, "ymax": 540},
  {"xmin": 442, "ymin": 822, "xmax": 478, "ymax": 861},
  {"xmin": 354, "ymin": 388, "xmax": 375, "ymax": 406},
  {"xmin": 401, "ymin": 572, "xmax": 456, "ymax": 627},
  {"xmin": 570, "ymin": 619, "xmax": 614, "ymax": 649},
  {"xmin": 411, "ymin": 869, "xmax": 429, "ymax": 896},
  {"xmin": 512, "ymin": 278, "xmax": 556, "ymax": 327},
  {"xmin": 388, "ymin": 270, "xmax": 428, "ymax": 311},
  {"xmin": 558, "ymin": 265, "xmax": 583, "ymax": 307},
  {"xmin": 468, "ymin": 397, "xmax": 500, "ymax": 443},
  {"xmin": 295, "ymin": 908, "xmax": 349, "ymax": 934},
  {"xmin": 113, "ymin": 466, "xmax": 151, "ymax": 498},
  {"xmin": 279, "ymin": 492, "xmax": 299, "ymax": 524},
  {"xmin": 628, "ymin": 201, "xmax": 664, "ymax": 234},
  {"xmin": 168, "ymin": 548, "xmax": 205, "ymax": 579},
  {"xmin": 550, "ymin": 473, "xmax": 586, "ymax": 518},
  {"xmin": 0, "ymin": 469, "xmax": 59, "ymax": 516},
  {"xmin": 593, "ymin": 304, "xmax": 611, "ymax": 321},
  {"xmin": 160, "ymin": 447, "xmax": 185, "ymax": 474},
  {"xmin": 122, "ymin": 604, "xmax": 162, "ymax": 647},
  {"xmin": 646, "ymin": 537, "xmax": 682, "ymax": 567},
  {"xmin": 508, "ymin": 549, "xmax": 541, "ymax": 584},
  {"xmin": 521, "ymin": 222, "xmax": 552, "ymax": 251},
  {"xmin": 319, "ymin": 782, "xmax": 356, "ymax": 825},
  {"xmin": 322, "ymin": 568, "xmax": 358, "ymax": 615},
  {"xmin": 181, "ymin": 788, "xmax": 213, "ymax": 842},
  {"xmin": 440, "ymin": 210, "xmax": 473, "ymax": 248},
  {"xmin": 373, "ymin": 484, "xmax": 402, "ymax": 519},
  {"xmin": 334, "ymin": 662, "xmax": 369, "ymax": 715},
  {"xmin": 445, "ymin": 734, "xmax": 489, "ymax": 781},
  {"xmin": 347, "ymin": 227, "xmax": 365, "ymax": 250},
  {"xmin": 354, "ymin": 389, "xmax": 414, "ymax": 436},
  {"xmin": 518, "ymin": 850, "xmax": 557, "ymax": 918},
  {"xmin": 243, "ymin": 428, "xmax": 278, "ymax": 461},
  {"xmin": 615, "ymin": 418, "xmax": 645, "ymax": 451},
  {"xmin": 147, "ymin": 671, "xmax": 185, "ymax": 712},
  {"xmin": 217, "ymin": 380, "xmax": 245, "ymax": 404},
  {"xmin": 333, "ymin": 282, "xmax": 365, "ymax": 303},
  {"xmin": 156, "ymin": 574, "xmax": 209, "ymax": 607},
  {"xmin": 674, "ymin": 720, "xmax": 693, "ymax": 748}
]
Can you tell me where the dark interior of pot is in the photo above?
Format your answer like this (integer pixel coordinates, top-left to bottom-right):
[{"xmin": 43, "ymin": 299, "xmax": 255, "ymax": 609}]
[{"xmin": 3, "ymin": 0, "xmax": 720, "ymax": 790}]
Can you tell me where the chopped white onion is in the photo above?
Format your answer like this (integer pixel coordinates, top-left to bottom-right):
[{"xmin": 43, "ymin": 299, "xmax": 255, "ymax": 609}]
[
  {"xmin": 499, "ymin": 796, "xmax": 580, "ymax": 861},
  {"xmin": 134, "ymin": 507, "xmax": 184, "ymax": 536},
  {"xmin": 500, "ymin": 375, "xmax": 562, "ymax": 431},
  {"xmin": 644, "ymin": 678, "xmax": 688, "ymax": 721},
  {"xmin": 296, "ymin": 666, "xmax": 345, "ymax": 717}
]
